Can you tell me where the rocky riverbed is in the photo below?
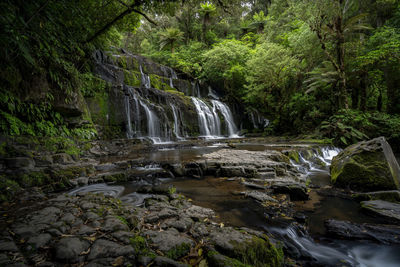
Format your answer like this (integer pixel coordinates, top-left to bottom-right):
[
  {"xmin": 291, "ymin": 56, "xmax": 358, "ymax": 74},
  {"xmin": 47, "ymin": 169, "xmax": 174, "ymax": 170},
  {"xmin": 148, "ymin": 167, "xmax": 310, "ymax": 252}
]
[{"xmin": 1, "ymin": 136, "xmax": 400, "ymax": 266}]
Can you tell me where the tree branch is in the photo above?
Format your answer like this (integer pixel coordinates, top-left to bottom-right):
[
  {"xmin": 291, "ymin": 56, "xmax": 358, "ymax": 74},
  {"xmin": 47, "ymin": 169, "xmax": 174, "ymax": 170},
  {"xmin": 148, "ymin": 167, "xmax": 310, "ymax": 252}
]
[
  {"xmin": 85, "ymin": 1, "xmax": 156, "ymax": 43},
  {"xmin": 116, "ymin": 0, "xmax": 157, "ymax": 25},
  {"xmin": 25, "ymin": 0, "xmax": 50, "ymax": 26}
]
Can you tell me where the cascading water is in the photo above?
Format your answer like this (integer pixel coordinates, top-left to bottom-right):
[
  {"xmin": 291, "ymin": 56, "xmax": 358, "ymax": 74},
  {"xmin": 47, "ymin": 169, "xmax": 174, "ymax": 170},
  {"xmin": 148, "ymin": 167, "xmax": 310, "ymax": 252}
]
[
  {"xmin": 170, "ymin": 104, "xmax": 184, "ymax": 140},
  {"xmin": 191, "ymin": 97, "xmax": 240, "ymax": 139},
  {"xmin": 139, "ymin": 64, "xmax": 151, "ymax": 89},
  {"xmin": 139, "ymin": 100, "xmax": 164, "ymax": 143},
  {"xmin": 211, "ymin": 100, "xmax": 238, "ymax": 137},
  {"xmin": 276, "ymin": 147, "xmax": 400, "ymax": 266},
  {"xmin": 192, "ymin": 82, "xmax": 201, "ymax": 98},
  {"xmin": 125, "ymin": 87, "xmax": 134, "ymax": 139},
  {"xmin": 191, "ymin": 97, "xmax": 221, "ymax": 137}
]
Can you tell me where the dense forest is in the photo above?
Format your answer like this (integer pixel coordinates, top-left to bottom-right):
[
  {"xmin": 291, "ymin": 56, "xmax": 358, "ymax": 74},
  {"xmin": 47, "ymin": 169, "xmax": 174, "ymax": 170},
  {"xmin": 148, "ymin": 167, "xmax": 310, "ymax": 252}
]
[
  {"xmin": 1, "ymin": 0, "xmax": 400, "ymax": 147},
  {"xmin": 1, "ymin": 1, "xmax": 400, "ymax": 266}
]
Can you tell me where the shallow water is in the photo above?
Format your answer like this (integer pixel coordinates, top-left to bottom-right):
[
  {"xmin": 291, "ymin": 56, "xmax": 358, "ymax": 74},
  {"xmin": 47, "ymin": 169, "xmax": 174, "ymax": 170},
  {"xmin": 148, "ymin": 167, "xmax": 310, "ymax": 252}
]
[
  {"xmin": 72, "ymin": 141, "xmax": 400, "ymax": 266},
  {"xmin": 165, "ymin": 176, "xmax": 267, "ymax": 228}
]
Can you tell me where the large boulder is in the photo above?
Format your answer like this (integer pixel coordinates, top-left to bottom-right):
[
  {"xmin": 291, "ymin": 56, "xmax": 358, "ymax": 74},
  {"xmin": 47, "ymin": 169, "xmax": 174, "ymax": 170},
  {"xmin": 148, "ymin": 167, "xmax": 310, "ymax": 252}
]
[{"xmin": 330, "ymin": 137, "xmax": 400, "ymax": 192}]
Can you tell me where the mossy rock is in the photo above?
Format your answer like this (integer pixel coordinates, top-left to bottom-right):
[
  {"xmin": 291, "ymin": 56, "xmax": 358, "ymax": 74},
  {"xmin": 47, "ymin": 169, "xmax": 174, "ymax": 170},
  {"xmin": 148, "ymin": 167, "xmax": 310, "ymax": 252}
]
[
  {"xmin": 123, "ymin": 69, "xmax": 141, "ymax": 87},
  {"xmin": 287, "ymin": 150, "xmax": 300, "ymax": 163},
  {"xmin": 0, "ymin": 176, "xmax": 22, "ymax": 202},
  {"xmin": 352, "ymin": 190, "xmax": 400, "ymax": 203},
  {"xmin": 230, "ymin": 236, "xmax": 283, "ymax": 267},
  {"xmin": 331, "ymin": 137, "xmax": 400, "ymax": 192},
  {"xmin": 209, "ymin": 227, "xmax": 283, "ymax": 267}
]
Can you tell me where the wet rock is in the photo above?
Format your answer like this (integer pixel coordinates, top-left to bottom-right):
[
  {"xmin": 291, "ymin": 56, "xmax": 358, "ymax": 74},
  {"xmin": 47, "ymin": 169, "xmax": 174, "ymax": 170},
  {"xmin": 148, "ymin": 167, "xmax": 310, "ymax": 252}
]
[
  {"xmin": 87, "ymin": 239, "xmax": 135, "ymax": 260},
  {"xmin": 55, "ymin": 237, "xmax": 90, "ymax": 263},
  {"xmin": 271, "ymin": 182, "xmax": 309, "ymax": 201},
  {"xmin": 5, "ymin": 157, "xmax": 35, "ymax": 169},
  {"xmin": 184, "ymin": 205, "xmax": 215, "ymax": 221},
  {"xmin": 78, "ymin": 225, "xmax": 96, "ymax": 235},
  {"xmin": 190, "ymin": 222, "xmax": 209, "ymax": 239},
  {"xmin": 208, "ymin": 227, "xmax": 252, "ymax": 255},
  {"xmin": 161, "ymin": 216, "xmax": 193, "ymax": 232},
  {"xmin": 361, "ymin": 200, "xmax": 400, "ymax": 223},
  {"xmin": 241, "ymin": 181, "xmax": 266, "ymax": 190},
  {"xmin": 111, "ymin": 231, "xmax": 135, "ymax": 244},
  {"xmin": 325, "ymin": 219, "xmax": 400, "ymax": 244},
  {"xmin": 52, "ymin": 153, "xmax": 74, "ymax": 164},
  {"xmin": 144, "ymin": 228, "xmax": 194, "ymax": 255},
  {"xmin": 77, "ymin": 177, "xmax": 89, "ymax": 186},
  {"xmin": 102, "ymin": 217, "xmax": 130, "ymax": 232},
  {"xmin": 153, "ymin": 256, "xmax": 190, "ymax": 267},
  {"xmin": 208, "ymin": 227, "xmax": 283, "ymax": 267},
  {"xmin": 60, "ymin": 212, "xmax": 75, "ymax": 225},
  {"xmin": 352, "ymin": 190, "xmax": 400, "ymax": 203},
  {"xmin": 95, "ymin": 164, "xmax": 117, "ymax": 172},
  {"xmin": 0, "ymin": 241, "xmax": 18, "ymax": 252},
  {"xmin": 35, "ymin": 155, "xmax": 53, "ymax": 167},
  {"xmin": 27, "ymin": 233, "xmax": 52, "ymax": 249},
  {"xmin": 241, "ymin": 191, "xmax": 277, "ymax": 203},
  {"xmin": 331, "ymin": 137, "xmax": 400, "ymax": 192}
]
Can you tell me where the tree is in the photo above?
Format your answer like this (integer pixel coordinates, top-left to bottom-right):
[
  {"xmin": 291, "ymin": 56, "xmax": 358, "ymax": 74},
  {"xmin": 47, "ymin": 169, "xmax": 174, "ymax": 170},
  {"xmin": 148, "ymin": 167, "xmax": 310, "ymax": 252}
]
[
  {"xmin": 199, "ymin": 3, "xmax": 217, "ymax": 43},
  {"xmin": 245, "ymin": 42, "xmax": 300, "ymax": 113},
  {"xmin": 159, "ymin": 28, "xmax": 184, "ymax": 53},
  {"xmin": 250, "ymin": 11, "xmax": 268, "ymax": 33},
  {"xmin": 308, "ymin": 0, "xmax": 370, "ymax": 110}
]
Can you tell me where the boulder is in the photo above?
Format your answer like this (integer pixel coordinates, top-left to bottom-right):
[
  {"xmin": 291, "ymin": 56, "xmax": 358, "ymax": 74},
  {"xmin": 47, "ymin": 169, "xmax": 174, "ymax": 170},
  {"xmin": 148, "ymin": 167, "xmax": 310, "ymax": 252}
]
[
  {"xmin": 325, "ymin": 219, "xmax": 400, "ymax": 244},
  {"xmin": 330, "ymin": 137, "xmax": 400, "ymax": 192},
  {"xmin": 361, "ymin": 200, "xmax": 400, "ymax": 223},
  {"xmin": 352, "ymin": 190, "xmax": 400, "ymax": 203}
]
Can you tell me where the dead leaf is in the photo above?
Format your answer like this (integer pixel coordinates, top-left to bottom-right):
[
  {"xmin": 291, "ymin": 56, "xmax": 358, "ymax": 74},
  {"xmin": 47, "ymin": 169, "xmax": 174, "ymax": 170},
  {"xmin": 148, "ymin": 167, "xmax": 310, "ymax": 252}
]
[{"xmin": 112, "ymin": 256, "xmax": 124, "ymax": 266}]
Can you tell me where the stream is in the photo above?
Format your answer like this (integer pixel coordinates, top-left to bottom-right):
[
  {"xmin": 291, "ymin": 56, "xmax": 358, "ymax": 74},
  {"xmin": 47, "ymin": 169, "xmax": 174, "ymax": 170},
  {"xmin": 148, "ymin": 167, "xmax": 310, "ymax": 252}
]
[{"xmin": 69, "ymin": 140, "xmax": 400, "ymax": 267}]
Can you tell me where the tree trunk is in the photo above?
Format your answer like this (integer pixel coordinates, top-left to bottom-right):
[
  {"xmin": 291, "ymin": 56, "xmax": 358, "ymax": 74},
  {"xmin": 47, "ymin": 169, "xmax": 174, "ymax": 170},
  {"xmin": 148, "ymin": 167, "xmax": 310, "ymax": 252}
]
[
  {"xmin": 335, "ymin": 13, "xmax": 348, "ymax": 110},
  {"xmin": 385, "ymin": 64, "xmax": 400, "ymax": 114},
  {"xmin": 360, "ymin": 72, "xmax": 367, "ymax": 111}
]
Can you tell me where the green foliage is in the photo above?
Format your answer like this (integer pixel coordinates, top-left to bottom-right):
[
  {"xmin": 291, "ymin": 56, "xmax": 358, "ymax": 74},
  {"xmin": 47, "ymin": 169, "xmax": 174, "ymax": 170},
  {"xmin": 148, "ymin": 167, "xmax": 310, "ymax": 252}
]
[
  {"xmin": 202, "ymin": 39, "xmax": 250, "ymax": 92},
  {"xmin": 159, "ymin": 28, "xmax": 184, "ymax": 53},
  {"xmin": 80, "ymin": 73, "xmax": 108, "ymax": 98},
  {"xmin": 319, "ymin": 109, "xmax": 400, "ymax": 147}
]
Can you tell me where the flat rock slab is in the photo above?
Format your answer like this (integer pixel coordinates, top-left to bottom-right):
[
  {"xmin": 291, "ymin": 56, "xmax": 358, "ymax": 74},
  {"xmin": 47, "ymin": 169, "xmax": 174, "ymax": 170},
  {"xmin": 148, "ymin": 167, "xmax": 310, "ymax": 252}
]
[
  {"xmin": 241, "ymin": 191, "xmax": 277, "ymax": 203},
  {"xmin": 361, "ymin": 200, "xmax": 400, "ymax": 223},
  {"xmin": 352, "ymin": 190, "xmax": 400, "ymax": 202},
  {"xmin": 325, "ymin": 219, "xmax": 400, "ymax": 244},
  {"xmin": 144, "ymin": 228, "xmax": 194, "ymax": 253}
]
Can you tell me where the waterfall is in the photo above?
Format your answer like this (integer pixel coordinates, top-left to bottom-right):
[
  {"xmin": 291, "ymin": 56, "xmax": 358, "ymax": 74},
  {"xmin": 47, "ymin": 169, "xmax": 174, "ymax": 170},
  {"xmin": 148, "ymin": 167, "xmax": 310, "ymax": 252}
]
[
  {"xmin": 192, "ymin": 82, "xmax": 201, "ymax": 97},
  {"xmin": 139, "ymin": 100, "xmax": 162, "ymax": 143},
  {"xmin": 250, "ymin": 111, "xmax": 269, "ymax": 129},
  {"xmin": 211, "ymin": 100, "xmax": 238, "ymax": 137},
  {"xmin": 208, "ymin": 86, "xmax": 220, "ymax": 100},
  {"xmin": 139, "ymin": 64, "xmax": 151, "ymax": 89},
  {"xmin": 132, "ymin": 90, "xmax": 141, "ymax": 136},
  {"xmin": 125, "ymin": 87, "xmax": 134, "ymax": 139},
  {"xmin": 191, "ymin": 97, "xmax": 221, "ymax": 137},
  {"xmin": 170, "ymin": 104, "xmax": 184, "ymax": 140}
]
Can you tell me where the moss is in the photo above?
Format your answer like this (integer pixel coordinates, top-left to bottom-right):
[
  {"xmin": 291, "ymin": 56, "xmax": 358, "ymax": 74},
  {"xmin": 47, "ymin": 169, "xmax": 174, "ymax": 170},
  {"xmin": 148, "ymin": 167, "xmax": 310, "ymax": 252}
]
[
  {"xmin": 18, "ymin": 171, "xmax": 51, "ymax": 187},
  {"xmin": 230, "ymin": 236, "xmax": 284, "ymax": 267},
  {"xmin": 331, "ymin": 151, "xmax": 397, "ymax": 191},
  {"xmin": 166, "ymin": 242, "xmax": 191, "ymax": 260},
  {"xmin": 123, "ymin": 70, "xmax": 141, "ymax": 87},
  {"xmin": 103, "ymin": 173, "xmax": 127, "ymax": 183},
  {"xmin": 287, "ymin": 150, "xmax": 300, "ymax": 163},
  {"xmin": 52, "ymin": 166, "xmax": 87, "ymax": 180},
  {"xmin": 296, "ymin": 138, "xmax": 333, "ymax": 145},
  {"xmin": 130, "ymin": 235, "xmax": 148, "ymax": 255},
  {"xmin": 0, "ymin": 176, "xmax": 21, "ymax": 202}
]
